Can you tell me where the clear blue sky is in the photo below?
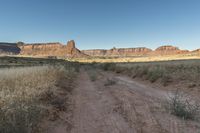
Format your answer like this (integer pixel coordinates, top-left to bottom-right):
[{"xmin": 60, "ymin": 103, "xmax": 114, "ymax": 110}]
[{"xmin": 0, "ymin": 0, "xmax": 200, "ymax": 50}]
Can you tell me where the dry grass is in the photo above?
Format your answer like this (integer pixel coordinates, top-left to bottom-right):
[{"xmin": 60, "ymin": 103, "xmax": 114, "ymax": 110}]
[
  {"xmin": 75, "ymin": 54, "xmax": 200, "ymax": 63},
  {"xmin": 101, "ymin": 59, "xmax": 200, "ymax": 87},
  {"xmin": 104, "ymin": 78, "xmax": 116, "ymax": 86},
  {"xmin": 0, "ymin": 65, "xmax": 76, "ymax": 133},
  {"xmin": 168, "ymin": 89, "xmax": 200, "ymax": 120}
]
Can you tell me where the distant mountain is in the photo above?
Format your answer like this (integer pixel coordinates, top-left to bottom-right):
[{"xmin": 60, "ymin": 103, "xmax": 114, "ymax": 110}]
[
  {"xmin": 82, "ymin": 47, "xmax": 152, "ymax": 57},
  {"xmin": 0, "ymin": 41, "xmax": 199, "ymax": 58},
  {"xmin": 0, "ymin": 40, "xmax": 87, "ymax": 58},
  {"xmin": 82, "ymin": 45, "xmax": 191, "ymax": 57},
  {"xmin": 18, "ymin": 40, "xmax": 87, "ymax": 58}
]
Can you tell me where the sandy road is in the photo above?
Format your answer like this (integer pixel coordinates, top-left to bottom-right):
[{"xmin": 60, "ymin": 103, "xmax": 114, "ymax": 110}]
[
  {"xmin": 71, "ymin": 70, "xmax": 134, "ymax": 133},
  {"xmin": 70, "ymin": 68, "xmax": 200, "ymax": 133}
]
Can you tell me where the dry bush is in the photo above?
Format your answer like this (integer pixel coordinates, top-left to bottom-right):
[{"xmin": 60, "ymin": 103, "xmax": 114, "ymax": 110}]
[
  {"xmin": 146, "ymin": 66, "xmax": 165, "ymax": 83},
  {"xmin": 88, "ymin": 70, "xmax": 97, "ymax": 81},
  {"xmin": 0, "ymin": 65, "xmax": 73, "ymax": 133},
  {"xmin": 114, "ymin": 66, "xmax": 126, "ymax": 73},
  {"xmin": 134, "ymin": 65, "xmax": 149, "ymax": 78},
  {"xmin": 102, "ymin": 63, "xmax": 116, "ymax": 71},
  {"xmin": 168, "ymin": 89, "xmax": 200, "ymax": 120},
  {"xmin": 104, "ymin": 78, "xmax": 116, "ymax": 86},
  {"xmin": 113, "ymin": 60, "xmax": 200, "ymax": 86}
]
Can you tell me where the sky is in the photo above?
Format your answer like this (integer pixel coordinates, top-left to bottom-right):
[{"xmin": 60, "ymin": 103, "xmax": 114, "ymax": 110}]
[{"xmin": 0, "ymin": 0, "xmax": 200, "ymax": 50}]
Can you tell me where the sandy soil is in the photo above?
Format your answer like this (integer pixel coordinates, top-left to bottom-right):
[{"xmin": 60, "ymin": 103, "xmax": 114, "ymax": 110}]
[
  {"xmin": 44, "ymin": 68, "xmax": 200, "ymax": 133},
  {"xmin": 71, "ymin": 70, "xmax": 134, "ymax": 133}
]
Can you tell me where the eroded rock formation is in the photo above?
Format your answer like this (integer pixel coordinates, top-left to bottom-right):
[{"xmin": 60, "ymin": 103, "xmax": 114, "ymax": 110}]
[
  {"xmin": 82, "ymin": 47, "xmax": 152, "ymax": 57},
  {"xmin": 0, "ymin": 41, "xmax": 199, "ymax": 58},
  {"xmin": 82, "ymin": 45, "xmax": 192, "ymax": 57},
  {"xmin": 192, "ymin": 49, "xmax": 200, "ymax": 55},
  {"xmin": 18, "ymin": 40, "xmax": 87, "ymax": 58},
  {"xmin": 152, "ymin": 45, "xmax": 189, "ymax": 55}
]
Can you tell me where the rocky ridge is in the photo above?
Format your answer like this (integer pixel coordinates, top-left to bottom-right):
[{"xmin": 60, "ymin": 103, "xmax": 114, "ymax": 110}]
[
  {"xmin": 0, "ymin": 40, "xmax": 87, "ymax": 58},
  {"xmin": 82, "ymin": 45, "xmax": 190, "ymax": 57},
  {"xmin": 0, "ymin": 41, "xmax": 199, "ymax": 58},
  {"xmin": 82, "ymin": 47, "xmax": 152, "ymax": 57}
]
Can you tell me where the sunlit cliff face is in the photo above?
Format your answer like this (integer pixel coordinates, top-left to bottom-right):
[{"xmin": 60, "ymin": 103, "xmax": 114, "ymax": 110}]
[
  {"xmin": 81, "ymin": 45, "xmax": 190, "ymax": 57},
  {"xmin": 18, "ymin": 40, "xmax": 86, "ymax": 57},
  {"xmin": 0, "ymin": 41, "xmax": 199, "ymax": 57}
]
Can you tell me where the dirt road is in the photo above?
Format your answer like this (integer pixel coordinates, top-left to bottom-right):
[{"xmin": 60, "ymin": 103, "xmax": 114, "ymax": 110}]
[
  {"xmin": 71, "ymin": 70, "xmax": 135, "ymax": 133},
  {"xmin": 46, "ymin": 68, "xmax": 200, "ymax": 133}
]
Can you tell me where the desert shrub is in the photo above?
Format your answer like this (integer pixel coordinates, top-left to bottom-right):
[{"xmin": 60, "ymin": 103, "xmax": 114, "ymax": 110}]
[
  {"xmin": 87, "ymin": 69, "xmax": 97, "ymax": 82},
  {"xmin": 146, "ymin": 66, "xmax": 165, "ymax": 82},
  {"xmin": 102, "ymin": 63, "xmax": 116, "ymax": 71},
  {"xmin": 134, "ymin": 65, "xmax": 149, "ymax": 78},
  {"xmin": 114, "ymin": 66, "xmax": 126, "ymax": 73},
  {"xmin": 90, "ymin": 74, "xmax": 97, "ymax": 81},
  {"xmin": 168, "ymin": 89, "xmax": 200, "ymax": 120},
  {"xmin": 72, "ymin": 62, "xmax": 80, "ymax": 72},
  {"xmin": 104, "ymin": 78, "xmax": 116, "ymax": 86},
  {"xmin": 161, "ymin": 74, "xmax": 173, "ymax": 86},
  {"xmin": 0, "ymin": 102, "xmax": 43, "ymax": 133},
  {"xmin": 103, "ymin": 60, "xmax": 200, "ymax": 87}
]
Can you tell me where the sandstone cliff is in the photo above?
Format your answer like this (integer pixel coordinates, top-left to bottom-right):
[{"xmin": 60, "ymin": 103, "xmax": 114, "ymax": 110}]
[
  {"xmin": 192, "ymin": 49, "xmax": 200, "ymax": 53},
  {"xmin": 191, "ymin": 49, "xmax": 200, "ymax": 55},
  {"xmin": 82, "ymin": 47, "xmax": 152, "ymax": 57},
  {"xmin": 152, "ymin": 45, "xmax": 190, "ymax": 55},
  {"xmin": 82, "ymin": 45, "xmax": 191, "ymax": 57},
  {"xmin": 0, "ymin": 41, "xmax": 199, "ymax": 58},
  {"xmin": 19, "ymin": 40, "xmax": 87, "ymax": 58}
]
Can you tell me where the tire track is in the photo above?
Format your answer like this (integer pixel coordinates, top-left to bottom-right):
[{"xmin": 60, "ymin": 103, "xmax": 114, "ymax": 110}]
[
  {"xmin": 71, "ymin": 70, "xmax": 134, "ymax": 133},
  {"xmin": 110, "ymin": 88, "xmax": 166, "ymax": 133},
  {"xmin": 99, "ymin": 70, "xmax": 200, "ymax": 133}
]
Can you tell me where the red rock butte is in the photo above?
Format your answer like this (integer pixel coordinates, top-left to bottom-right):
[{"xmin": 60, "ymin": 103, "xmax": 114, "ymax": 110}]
[
  {"xmin": 82, "ymin": 45, "xmax": 193, "ymax": 57},
  {"xmin": 18, "ymin": 40, "xmax": 87, "ymax": 58},
  {"xmin": 0, "ymin": 41, "xmax": 199, "ymax": 57}
]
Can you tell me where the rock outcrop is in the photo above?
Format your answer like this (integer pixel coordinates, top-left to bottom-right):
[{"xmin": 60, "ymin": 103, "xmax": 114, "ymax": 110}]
[
  {"xmin": 153, "ymin": 45, "xmax": 189, "ymax": 55},
  {"xmin": 0, "ymin": 43, "xmax": 20, "ymax": 55},
  {"xmin": 82, "ymin": 45, "xmax": 192, "ymax": 57},
  {"xmin": 19, "ymin": 40, "xmax": 87, "ymax": 58},
  {"xmin": 192, "ymin": 49, "xmax": 200, "ymax": 53},
  {"xmin": 192, "ymin": 49, "xmax": 200, "ymax": 55},
  {"xmin": 82, "ymin": 47, "xmax": 152, "ymax": 57},
  {"xmin": 155, "ymin": 45, "xmax": 179, "ymax": 51},
  {"xmin": 0, "ymin": 41, "xmax": 199, "ymax": 58}
]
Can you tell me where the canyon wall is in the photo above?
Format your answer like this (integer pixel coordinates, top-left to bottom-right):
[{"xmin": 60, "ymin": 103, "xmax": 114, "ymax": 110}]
[
  {"xmin": 82, "ymin": 45, "xmax": 190, "ymax": 57},
  {"xmin": 82, "ymin": 47, "xmax": 152, "ymax": 57},
  {"xmin": 18, "ymin": 40, "xmax": 87, "ymax": 58},
  {"xmin": 0, "ymin": 41, "xmax": 199, "ymax": 58},
  {"xmin": 152, "ymin": 45, "xmax": 190, "ymax": 55}
]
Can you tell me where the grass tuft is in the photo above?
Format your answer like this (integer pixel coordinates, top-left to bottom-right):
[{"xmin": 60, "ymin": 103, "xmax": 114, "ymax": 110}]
[{"xmin": 168, "ymin": 89, "xmax": 200, "ymax": 120}]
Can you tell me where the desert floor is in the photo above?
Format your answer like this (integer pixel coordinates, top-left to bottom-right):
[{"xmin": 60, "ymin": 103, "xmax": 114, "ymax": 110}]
[{"xmin": 44, "ymin": 67, "xmax": 200, "ymax": 133}]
